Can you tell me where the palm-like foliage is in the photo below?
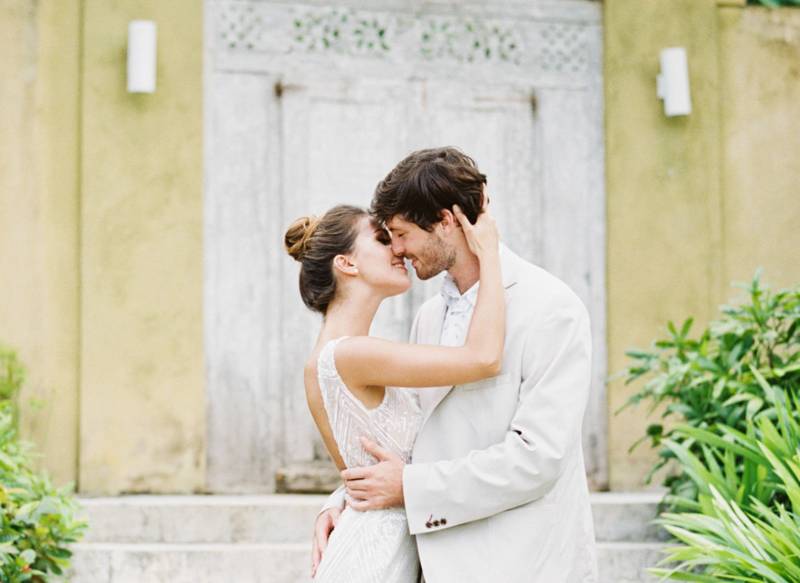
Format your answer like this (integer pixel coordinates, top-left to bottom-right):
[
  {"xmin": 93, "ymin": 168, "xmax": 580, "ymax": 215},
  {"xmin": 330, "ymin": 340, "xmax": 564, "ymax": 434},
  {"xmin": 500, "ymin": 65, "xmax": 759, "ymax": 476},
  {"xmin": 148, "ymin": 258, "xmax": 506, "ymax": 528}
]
[
  {"xmin": 656, "ymin": 486, "xmax": 800, "ymax": 582},
  {"xmin": 651, "ymin": 387, "xmax": 800, "ymax": 581}
]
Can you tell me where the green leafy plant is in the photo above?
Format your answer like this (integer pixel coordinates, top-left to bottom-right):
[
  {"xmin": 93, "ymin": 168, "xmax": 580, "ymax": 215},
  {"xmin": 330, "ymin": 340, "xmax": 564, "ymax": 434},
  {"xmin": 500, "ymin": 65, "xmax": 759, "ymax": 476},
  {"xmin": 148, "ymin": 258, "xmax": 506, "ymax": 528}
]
[
  {"xmin": 1, "ymin": 346, "xmax": 26, "ymax": 406},
  {"xmin": 0, "ymin": 348, "xmax": 86, "ymax": 581},
  {"xmin": 650, "ymin": 386, "xmax": 800, "ymax": 580},
  {"xmin": 0, "ymin": 349, "xmax": 25, "ymax": 397},
  {"xmin": 617, "ymin": 273, "xmax": 800, "ymax": 505}
]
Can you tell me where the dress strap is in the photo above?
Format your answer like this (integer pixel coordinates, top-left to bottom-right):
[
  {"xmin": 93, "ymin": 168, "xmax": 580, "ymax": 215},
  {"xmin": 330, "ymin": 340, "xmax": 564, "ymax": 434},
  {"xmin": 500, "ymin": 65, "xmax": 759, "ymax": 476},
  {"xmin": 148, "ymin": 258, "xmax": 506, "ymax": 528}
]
[{"xmin": 317, "ymin": 336, "xmax": 350, "ymax": 381}]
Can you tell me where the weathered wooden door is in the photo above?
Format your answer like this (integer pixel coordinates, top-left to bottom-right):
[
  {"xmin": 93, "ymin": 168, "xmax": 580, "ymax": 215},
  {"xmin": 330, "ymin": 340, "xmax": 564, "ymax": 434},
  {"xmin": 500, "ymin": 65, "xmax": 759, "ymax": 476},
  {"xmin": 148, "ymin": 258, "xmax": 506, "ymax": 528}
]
[{"xmin": 206, "ymin": 0, "xmax": 606, "ymax": 492}]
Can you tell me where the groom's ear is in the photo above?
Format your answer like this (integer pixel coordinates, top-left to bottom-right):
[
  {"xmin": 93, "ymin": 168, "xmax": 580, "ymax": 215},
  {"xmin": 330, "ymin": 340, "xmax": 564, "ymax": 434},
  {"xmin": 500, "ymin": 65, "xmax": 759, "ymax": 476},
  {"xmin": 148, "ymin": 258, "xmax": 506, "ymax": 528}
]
[
  {"xmin": 480, "ymin": 184, "xmax": 490, "ymax": 211},
  {"xmin": 333, "ymin": 254, "xmax": 359, "ymax": 276},
  {"xmin": 437, "ymin": 208, "xmax": 457, "ymax": 235}
]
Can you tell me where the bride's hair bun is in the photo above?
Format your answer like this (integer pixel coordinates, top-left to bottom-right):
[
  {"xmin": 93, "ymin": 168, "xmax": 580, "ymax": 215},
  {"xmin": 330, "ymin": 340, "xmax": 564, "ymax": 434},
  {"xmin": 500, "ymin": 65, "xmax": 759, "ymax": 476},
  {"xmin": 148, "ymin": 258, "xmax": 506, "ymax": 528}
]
[
  {"xmin": 283, "ymin": 205, "xmax": 366, "ymax": 314},
  {"xmin": 284, "ymin": 215, "xmax": 320, "ymax": 261}
]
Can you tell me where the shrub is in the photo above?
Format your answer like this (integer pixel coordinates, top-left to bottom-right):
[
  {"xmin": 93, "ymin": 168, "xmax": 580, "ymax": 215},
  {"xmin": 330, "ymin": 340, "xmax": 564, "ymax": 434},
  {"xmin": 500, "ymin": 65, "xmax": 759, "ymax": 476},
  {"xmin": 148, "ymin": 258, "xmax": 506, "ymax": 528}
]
[
  {"xmin": 750, "ymin": 0, "xmax": 800, "ymax": 7},
  {"xmin": 0, "ymin": 347, "xmax": 26, "ymax": 427},
  {"xmin": 617, "ymin": 273, "xmax": 800, "ymax": 506},
  {"xmin": 0, "ymin": 346, "xmax": 86, "ymax": 582}
]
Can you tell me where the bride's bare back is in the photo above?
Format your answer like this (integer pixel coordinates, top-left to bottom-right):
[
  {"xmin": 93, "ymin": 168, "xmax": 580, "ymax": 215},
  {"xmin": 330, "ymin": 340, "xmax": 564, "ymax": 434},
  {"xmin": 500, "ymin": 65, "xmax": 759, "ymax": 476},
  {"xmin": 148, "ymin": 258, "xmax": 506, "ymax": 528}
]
[{"xmin": 304, "ymin": 355, "xmax": 346, "ymax": 471}]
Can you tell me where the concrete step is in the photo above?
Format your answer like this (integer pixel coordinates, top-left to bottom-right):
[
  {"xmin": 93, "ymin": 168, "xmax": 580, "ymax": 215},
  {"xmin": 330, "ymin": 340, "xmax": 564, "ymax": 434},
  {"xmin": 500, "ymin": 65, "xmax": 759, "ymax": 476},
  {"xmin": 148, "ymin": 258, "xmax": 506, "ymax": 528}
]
[
  {"xmin": 79, "ymin": 494, "xmax": 324, "ymax": 545},
  {"xmin": 590, "ymin": 492, "xmax": 668, "ymax": 543},
  {"xmin": 68, "ymin": 541, "xmax": 667, "ymax": 583},
  {"xmin": 597, "ymin": 543, "xmax": 666, "ymax": 583},
  {"xmin": 69, "ymin": 543, "xmax": 309, "ymax": 583},
  {"xmin": 79, "ymin": 492, "xmax": 667, "ymax": 544},
  {"xmin": 71, "ymin": 493, "xmax": 670, "ymax": 582}
]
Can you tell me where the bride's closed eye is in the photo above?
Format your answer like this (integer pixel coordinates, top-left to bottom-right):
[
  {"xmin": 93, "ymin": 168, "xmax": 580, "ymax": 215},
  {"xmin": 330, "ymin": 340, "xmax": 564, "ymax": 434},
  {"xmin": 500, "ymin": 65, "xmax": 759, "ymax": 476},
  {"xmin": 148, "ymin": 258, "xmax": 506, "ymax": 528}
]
[{"xmin": 375, "ymin": 229, "xmax": 391, "ymax": 246}]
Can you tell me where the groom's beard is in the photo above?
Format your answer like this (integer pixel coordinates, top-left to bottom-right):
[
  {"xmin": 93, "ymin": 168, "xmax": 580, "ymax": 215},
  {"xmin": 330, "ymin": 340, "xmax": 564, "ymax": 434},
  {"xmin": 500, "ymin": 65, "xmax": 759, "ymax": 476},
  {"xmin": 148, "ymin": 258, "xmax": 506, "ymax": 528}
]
[{"xmin": 410, "ymin": 238, "xmax": 455, "ymax": 280}]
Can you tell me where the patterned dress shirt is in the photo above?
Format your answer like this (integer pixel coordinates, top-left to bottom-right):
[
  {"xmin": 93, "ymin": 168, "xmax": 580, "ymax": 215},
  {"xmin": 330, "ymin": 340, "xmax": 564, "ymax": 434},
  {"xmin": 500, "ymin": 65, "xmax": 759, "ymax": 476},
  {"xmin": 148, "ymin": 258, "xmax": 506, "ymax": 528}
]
[{"xmin": 439, "ymin": 275, "xmax": 480, "ymax": 346}]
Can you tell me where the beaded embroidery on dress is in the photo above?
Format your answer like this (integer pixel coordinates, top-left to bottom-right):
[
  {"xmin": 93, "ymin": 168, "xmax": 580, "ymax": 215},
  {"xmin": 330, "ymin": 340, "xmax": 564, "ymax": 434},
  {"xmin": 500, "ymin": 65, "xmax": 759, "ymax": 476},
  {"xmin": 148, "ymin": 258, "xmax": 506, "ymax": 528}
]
[{"xmin": 313, "ymin": 337, "xmax": 423, "ymax": 583}]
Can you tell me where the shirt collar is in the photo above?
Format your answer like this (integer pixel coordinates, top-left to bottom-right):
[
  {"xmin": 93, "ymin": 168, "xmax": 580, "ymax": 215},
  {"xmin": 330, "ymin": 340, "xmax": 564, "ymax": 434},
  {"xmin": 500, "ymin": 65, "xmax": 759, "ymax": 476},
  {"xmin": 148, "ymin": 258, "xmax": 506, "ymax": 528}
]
[
  {"xmin": 440, "ymin": 273, "xmax": 480, "ymax": 311},
  {"xmin": 439, "ymin": 244, "xmax": 520, "ymax": 309}
]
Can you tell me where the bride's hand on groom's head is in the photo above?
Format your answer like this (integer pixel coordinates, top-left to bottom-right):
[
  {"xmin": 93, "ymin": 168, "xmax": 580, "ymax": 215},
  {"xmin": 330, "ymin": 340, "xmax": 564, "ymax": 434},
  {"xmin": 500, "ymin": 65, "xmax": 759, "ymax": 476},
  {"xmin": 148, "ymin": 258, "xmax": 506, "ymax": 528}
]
[{"xmin": 453, "ymin": 203, "xmax": 499, "ymax": 260}]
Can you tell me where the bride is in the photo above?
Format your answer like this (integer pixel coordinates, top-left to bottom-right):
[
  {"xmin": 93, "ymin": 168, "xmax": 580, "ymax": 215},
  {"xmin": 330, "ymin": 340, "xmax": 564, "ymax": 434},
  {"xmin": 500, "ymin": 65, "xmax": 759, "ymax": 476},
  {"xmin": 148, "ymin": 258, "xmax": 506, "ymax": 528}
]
[{"xmin": 283, "ymin": 199, "xmax": 504, "ymax": 582}]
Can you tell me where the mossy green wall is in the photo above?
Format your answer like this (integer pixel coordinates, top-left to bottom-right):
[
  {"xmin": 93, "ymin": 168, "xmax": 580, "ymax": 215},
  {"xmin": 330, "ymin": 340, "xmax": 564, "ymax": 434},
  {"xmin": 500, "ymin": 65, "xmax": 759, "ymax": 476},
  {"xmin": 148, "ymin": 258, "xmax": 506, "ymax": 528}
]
[
  {"xmin": 606, "ymin": 0, "xmax": 800, "ymax": 490},
  {"xmin": 718, "ymin": 7, "xmax": 800, "ymax": 286},
  {"xmin": 0, "ymin": 0, "xmax": 204, "ymax": 494},
  {"xmin": 78, "ymin": 0, "xmax": 205, "ymax": 494},
  {"xmin": 0, "ymin": 1, "xmax": 82, "ymax": 487}
]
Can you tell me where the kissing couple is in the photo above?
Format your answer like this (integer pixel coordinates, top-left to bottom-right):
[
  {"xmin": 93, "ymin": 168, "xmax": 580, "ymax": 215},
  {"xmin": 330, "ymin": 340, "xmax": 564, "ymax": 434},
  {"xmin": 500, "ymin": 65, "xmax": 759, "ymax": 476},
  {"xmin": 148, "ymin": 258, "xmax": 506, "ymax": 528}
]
[{"xmin": 284, "ymin": 147, "xmax": 598, "ymax": 582}]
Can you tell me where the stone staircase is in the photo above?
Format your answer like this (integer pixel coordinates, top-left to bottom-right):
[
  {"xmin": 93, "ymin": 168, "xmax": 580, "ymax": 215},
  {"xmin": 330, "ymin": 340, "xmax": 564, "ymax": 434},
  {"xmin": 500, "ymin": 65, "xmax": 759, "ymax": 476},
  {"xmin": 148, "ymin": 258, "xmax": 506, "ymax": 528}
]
[{"xmin": 69, "ymin": 493, "xmax": 669, "ymax": 582}]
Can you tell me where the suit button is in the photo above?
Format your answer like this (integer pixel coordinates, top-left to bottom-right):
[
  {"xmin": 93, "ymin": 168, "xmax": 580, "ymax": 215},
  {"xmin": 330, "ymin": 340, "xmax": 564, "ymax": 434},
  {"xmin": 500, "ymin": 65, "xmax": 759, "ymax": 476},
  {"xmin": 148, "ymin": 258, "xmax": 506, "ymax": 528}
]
[
  {"xmin": 425, "ymin": 521, "xmax": 433, "ymax": 528},
  {"xmin": 432, "ymin": 520, "xmax": 440, "ymax": 527},
  {"xmin": 441, "ymin": 518, "xmax": 447, "ymax": 525}
]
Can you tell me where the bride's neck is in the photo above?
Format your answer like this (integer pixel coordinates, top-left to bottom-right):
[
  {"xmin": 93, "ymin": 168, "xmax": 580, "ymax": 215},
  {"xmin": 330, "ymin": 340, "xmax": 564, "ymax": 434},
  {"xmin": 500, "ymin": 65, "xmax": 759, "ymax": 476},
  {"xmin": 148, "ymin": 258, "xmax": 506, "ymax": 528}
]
[{"xmin": 320, "ymin": 287, "xmax": 382, "ymax": 341}]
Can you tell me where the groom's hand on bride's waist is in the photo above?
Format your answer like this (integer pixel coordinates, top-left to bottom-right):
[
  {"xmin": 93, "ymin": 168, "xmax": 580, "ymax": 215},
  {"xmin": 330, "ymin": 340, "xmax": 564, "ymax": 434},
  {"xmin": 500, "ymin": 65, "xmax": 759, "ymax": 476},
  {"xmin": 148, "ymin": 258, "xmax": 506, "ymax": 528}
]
[{"xmin": 342, "ymin": 437, "xmax": 405, "ymax": 511}]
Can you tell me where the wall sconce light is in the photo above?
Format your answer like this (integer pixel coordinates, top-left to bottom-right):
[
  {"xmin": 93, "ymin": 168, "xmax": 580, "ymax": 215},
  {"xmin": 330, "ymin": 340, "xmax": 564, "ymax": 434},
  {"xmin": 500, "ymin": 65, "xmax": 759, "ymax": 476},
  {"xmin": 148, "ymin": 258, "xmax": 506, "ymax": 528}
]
[
  {"xmin": 127, "ymin": 20, "xmax": 157, "ymax": 93},
  {"xmin": 657, "ymin": 47, "xmax": 691, "ymax": 117}
]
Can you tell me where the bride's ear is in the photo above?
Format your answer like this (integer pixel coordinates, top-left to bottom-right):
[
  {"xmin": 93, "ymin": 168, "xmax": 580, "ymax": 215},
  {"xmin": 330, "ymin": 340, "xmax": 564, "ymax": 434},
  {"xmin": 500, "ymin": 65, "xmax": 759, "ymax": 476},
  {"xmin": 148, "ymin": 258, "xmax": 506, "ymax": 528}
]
[{"xmin": 333, "ymin": 254, "xmax": 359, "ymax": 277}]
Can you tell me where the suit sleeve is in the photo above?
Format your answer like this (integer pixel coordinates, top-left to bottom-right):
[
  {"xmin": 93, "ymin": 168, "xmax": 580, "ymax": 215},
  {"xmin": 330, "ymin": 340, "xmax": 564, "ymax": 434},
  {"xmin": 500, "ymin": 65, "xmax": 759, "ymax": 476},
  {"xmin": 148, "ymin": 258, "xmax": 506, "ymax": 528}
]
[
  {"xmin": 402, "ymin": 304, "xmax": 592, "ymax": 534},
  {"xmin": 319, "ymin": 484, "xmax": 346, "ymax": 516}
]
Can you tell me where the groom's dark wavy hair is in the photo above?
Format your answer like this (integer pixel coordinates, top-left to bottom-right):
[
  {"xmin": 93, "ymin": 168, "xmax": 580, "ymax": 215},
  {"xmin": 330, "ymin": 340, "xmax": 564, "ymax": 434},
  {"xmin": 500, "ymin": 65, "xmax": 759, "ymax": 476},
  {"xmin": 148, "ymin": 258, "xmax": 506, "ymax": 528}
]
[{"xmin": 370, "ymin": 147, "xmax": 487, "ymax": 231}]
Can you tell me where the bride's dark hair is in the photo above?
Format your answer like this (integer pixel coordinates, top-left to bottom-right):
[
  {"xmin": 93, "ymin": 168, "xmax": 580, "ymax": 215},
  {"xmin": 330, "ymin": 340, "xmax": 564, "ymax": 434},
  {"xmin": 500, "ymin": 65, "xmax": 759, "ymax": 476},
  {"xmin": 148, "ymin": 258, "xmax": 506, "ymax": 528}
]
[{"xmin": 284, "ymin": 205, "xmax": 368, "ymax": 315}]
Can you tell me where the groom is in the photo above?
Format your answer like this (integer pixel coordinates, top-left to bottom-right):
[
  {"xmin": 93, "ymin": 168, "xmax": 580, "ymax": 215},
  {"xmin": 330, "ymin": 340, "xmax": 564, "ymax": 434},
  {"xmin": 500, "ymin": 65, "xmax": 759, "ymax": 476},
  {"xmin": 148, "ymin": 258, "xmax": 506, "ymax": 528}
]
[{"xmin": 313, "ymin": 147, "xmax": 598, "ymax": 582}]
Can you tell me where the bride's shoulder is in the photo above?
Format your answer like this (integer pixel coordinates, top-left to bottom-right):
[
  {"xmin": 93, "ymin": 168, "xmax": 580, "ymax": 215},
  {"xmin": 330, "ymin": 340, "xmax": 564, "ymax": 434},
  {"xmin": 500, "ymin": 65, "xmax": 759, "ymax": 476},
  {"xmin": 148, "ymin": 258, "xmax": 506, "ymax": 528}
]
[
  {"xmin": 335, "ymin": 335, "xmax": 383, "ymax": 355},
  {"xmin": 306, "ymin": 343, "xmax": 335, "ymax": 375},
  {"xmin": 334, "ymin": 335, "xmax": 396, "ymax": 366}
]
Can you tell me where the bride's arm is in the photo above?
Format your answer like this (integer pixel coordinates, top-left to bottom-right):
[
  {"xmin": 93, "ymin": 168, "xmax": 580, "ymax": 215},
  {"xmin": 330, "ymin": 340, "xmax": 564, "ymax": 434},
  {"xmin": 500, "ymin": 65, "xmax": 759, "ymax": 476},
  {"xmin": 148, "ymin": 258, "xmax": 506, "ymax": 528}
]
[{"xmin": 335, "ymin": 205, "xmax": 505, "ymax": 389}]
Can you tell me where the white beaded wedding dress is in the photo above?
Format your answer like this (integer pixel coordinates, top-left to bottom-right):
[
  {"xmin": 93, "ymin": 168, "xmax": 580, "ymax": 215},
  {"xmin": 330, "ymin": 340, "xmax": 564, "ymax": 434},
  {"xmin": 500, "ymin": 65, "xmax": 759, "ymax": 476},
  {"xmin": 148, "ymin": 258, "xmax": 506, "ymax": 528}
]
[{"xmin": 313, "ymin": 337, "xmax": 423, "ymax": 583}]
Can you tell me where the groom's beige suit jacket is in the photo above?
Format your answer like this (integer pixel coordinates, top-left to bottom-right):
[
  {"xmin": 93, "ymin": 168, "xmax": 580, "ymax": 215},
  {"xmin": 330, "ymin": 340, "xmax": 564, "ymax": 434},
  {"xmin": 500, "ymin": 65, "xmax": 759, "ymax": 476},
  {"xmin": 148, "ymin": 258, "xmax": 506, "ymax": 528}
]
[{"xmin": 403, "ymin": 246, "xmax": 598, "ymax": 582}]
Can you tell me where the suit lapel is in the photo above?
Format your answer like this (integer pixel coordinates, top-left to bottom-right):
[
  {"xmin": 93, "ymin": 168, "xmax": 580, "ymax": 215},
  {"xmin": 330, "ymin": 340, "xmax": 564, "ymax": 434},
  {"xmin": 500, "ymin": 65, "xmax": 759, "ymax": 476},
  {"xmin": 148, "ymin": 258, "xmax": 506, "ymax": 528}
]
[
  {"xmin": 417, "ymin": 244, "xmax": 521, "ymax": 425},
  {"xmin": 499, "ymin": 243, "xmax": 521, "ymax": 290},
  {"xmin": 417, "ymin": 297, "xmax": 450, "ymax": 418},
  {"xmin": 423, "ymin": 295, "xmax": 446, "ymax": 348}
]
